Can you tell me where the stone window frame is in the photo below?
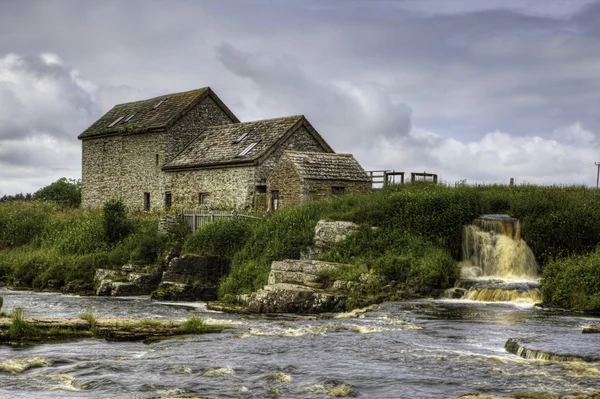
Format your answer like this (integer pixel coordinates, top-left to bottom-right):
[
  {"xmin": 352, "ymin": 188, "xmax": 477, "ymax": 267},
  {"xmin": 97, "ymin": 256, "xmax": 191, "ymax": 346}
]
[{"xmin": 199, "ymin": 192, "xmax": 210, "ymax": 205}]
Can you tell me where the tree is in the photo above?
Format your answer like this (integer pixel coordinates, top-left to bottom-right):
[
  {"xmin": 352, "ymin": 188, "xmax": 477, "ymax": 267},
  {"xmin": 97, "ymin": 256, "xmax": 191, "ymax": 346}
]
[{"xmin": 33, "ymin": 178, "xmax": 81, "ymax": 207}]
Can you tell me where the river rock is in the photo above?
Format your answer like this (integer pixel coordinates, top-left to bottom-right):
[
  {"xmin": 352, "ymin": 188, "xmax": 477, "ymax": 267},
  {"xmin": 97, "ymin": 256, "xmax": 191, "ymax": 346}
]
[
  {"xmin": 151, "ymin": 282, "xmax": 218, "ymax": 301},
  {"xmin": 94, "ymin": 269, "xmax": 126, "ymax": 285},
  {"xmin": 301, "ymin": 220, "xmax": 359, "ymax": 260},
  {"xmin": 246, "ymin": 259, "xmax": 350, "ymax": 313},
  {"xmin": 583, "ymin": 325, "xmax": 600, "ymax": 334},
  {"xmin": 162, "ymin": 255, "xmax": 229, "ymax": 286},
  {"xmin": 96, "ymin": 280, "xmax": 113, "ymax": 296},
  {"xmin": 247, "ymin": 283, "xmax": 347, "ymax": 314},
  {"xmin": 505, "ymin": 338, "xmax": 599, "ymax": 362},
  {"xmin": 268, "ymin": 259, "xmax": 344, "ymax": 288}
]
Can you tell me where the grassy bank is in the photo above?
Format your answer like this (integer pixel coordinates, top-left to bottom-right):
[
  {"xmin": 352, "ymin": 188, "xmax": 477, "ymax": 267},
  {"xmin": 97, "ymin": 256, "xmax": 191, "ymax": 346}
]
[
  {"xmin": 3, "ymin": 183, "xmax": 600, "ymax": 313},
  {"xmin": 0, "ymin": 200, "xmax": 166, "ymax": 293},
  {"xmin": 198, "ymin": 183, "xmax": 600, "ymax": 312}
]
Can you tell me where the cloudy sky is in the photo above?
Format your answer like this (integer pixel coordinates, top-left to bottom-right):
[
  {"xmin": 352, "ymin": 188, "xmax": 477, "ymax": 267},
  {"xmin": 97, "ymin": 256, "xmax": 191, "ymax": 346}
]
[{"xmin": 1, "ymin": 0, "xmax": 600, "ymax": 195}]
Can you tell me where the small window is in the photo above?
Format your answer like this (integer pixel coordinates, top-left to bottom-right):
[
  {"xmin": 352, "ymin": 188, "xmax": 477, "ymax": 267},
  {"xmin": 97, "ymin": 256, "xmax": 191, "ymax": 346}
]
[
  {"xmin": 155, "ymin": 154, "xmax": 159, "ymax": 165},
  {"xmin": 165, "ymin": 192, "xmax": 172, "ymax": 210},
  {"xmin": 232, "ymin": 130, "xmax": 251, "ymax": 144},
  {"xmin": 199, "ymin": 193, "xmax": 210, "ymax": 205},
  {"xmin": 332, "ymin": 186, "xmax": 346, "ymax": 196},
  {"xmin": 124, "ymin": 113, "xmax": 136, "ymax": 122},
  {"xmin": 153, "ymin": 98, "xmax": 167, "ymax": 109},
  {"xmin": 256, "ymin": 185, "xmax": 267, "ymax": 194},
  {"xmin": 108, "ymin": 116, "xmax": 124, "ymax": 127},
  {"xmin": 144, "ymin": 192, "xmax": 150, "ymax": 211},
  {"xmin": 237, "ymin": 141, "xmax": 260, "ymax": 157}
]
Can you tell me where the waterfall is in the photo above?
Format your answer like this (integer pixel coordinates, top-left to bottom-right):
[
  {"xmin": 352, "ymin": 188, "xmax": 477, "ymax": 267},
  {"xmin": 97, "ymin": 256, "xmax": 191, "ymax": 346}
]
[
  {"xmin": 446, "ymin": 214, "xmax": 541, "ymax": 304},
  {"xmin": 461, "ymin": 215, "xmax": 538, "ymax": 280}
]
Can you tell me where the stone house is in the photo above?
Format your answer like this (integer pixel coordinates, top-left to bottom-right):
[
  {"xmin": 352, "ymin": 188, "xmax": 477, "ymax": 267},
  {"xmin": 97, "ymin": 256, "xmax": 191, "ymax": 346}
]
[
  {"xmin": 267, "ymin": 151, "xmax": 372, "ymax": 209},
  {"xmin": 78, "ymin": 87, "xmax": 371, "ymax": 211}
]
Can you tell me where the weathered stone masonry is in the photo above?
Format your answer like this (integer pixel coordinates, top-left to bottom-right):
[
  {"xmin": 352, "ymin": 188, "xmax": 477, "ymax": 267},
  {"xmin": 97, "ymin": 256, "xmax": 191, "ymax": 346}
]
[{"xmin": 79, "ymin": 87, "xmax": 371, "ymax": 211}]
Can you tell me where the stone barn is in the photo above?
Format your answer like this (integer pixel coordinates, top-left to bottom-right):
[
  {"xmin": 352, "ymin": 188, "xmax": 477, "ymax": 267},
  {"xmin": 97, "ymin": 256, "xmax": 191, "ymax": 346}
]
[
  {"xmin": 78, "ymin": 87, "xmax": 371, "ymax": 211},
  {"xmin": 267, "ymin": 151, "xmax": 372, "ymax": 209}
]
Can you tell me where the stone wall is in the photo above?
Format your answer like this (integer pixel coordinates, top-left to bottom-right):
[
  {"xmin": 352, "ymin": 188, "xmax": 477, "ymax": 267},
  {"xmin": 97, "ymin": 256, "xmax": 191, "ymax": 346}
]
[
  {"xmin": 81, "ymin": 135, "xmax": 125, "ymax": 209},
  {"xmin": 256, "ymin": 125, "xmax": 325, "ymax": 183},
  {"xmin": 81, "ymin": 95, "xmax": 235, "ymax": 210},
  {"xmin": 164, "ymin": 166, "xmax": 256, "ymax": 209},
  {"xmin": 304, "ymin": 179, "xmax": 372, "ymax": 202},
  {"xmin": 266, "ymin": 156, "xmax": 303, "ymax": 209},
  {"xmin": 267, "ymin": 171, "xmax": 372, "ymax": 211}
]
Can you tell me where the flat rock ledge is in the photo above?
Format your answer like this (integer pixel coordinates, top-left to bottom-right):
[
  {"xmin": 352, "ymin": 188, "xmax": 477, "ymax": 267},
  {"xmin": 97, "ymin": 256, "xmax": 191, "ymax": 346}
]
[
  {"xmin": 505, "ymin": 338, "xmax": 598, "ymax": 362},
  {"xmin": 245, "ymin": 259, "xmax": 360, "ymax": 314},
  {"xmin": 583, "ymin": 325, "xmax": 600, "ymax": 334},
  {"xmin": 0, "ymin": 316, "xmax": 226, "ymax": 344},
  {"xmin": 457, "ymin": 393, "xmax": 600, "ymax": 399}
]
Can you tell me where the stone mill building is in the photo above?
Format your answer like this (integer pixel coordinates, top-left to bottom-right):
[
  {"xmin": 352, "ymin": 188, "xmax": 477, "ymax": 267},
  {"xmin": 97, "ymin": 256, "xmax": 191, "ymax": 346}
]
[{"xmin": 78, "ymin": 87, "xmax": 371, "ymax": 211}]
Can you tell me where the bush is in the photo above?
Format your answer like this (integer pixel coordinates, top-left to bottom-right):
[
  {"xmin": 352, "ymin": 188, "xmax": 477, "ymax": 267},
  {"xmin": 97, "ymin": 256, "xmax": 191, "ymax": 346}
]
[
  {"xmin": 183, "ymin": 218, "xmax": 254, "ymax": 260},
  {"xmin": 541, "ymin": 247, "xmax": 600, "ymax": 313},
  {"xmin": 320, "ymin": 225, "xmax": 457, "ymax": 294},
  {"xmin": 179, "ymin": 314, "xmax": 207, "ymax": 334},
  {"xmin": 9, "ymin": 308, "xmax": 41, "ymax": 341},
  {"xmin": 103, "ymin": 199, "xmax": 131, "ymax": 244},
  {"xmin": 32, "ymin": 178, "xmax": 81, "ymax": 208}
]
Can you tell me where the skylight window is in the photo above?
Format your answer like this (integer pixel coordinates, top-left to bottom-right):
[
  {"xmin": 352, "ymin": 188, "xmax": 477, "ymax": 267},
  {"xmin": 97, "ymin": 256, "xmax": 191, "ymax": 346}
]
[
  {"xmin": 232, "ymin": 130, "xmax": 251, "ymax": 144},
  {"xmin": 124, "ymin": 113, "xmax": 136, "ymax": 122},
  {"xmin": 108, "ymin": 116, "xmax": 124, "ymax": 127},
  {"xmin": 236, "ymin": 141, "xmax": 260, "ymax": 157},
  {"xmin": 153, "ymin": 98, "xmax": 167, "ymax": 109}
]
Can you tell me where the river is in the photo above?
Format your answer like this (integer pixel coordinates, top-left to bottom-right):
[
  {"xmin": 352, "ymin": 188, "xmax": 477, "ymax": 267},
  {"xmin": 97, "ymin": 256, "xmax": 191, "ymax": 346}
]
[{"xmin": 0, "ymin": 289, "xmax": 599, "ymax": 398}]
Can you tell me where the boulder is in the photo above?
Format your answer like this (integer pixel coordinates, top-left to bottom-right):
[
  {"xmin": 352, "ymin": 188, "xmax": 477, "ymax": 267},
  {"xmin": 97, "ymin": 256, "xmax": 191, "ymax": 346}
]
[
  {"xmin": 268, "ymin": 259, "xmax": 344, "ymax": 288},
  {"xmin": 96, "ymin": 280, "xmax": 113, "ymax": 296},
  {"xmin": 151, "ymin": 282, "xmax": 218, "ymax": 301},
  {"xmin": 301, "ymin": 220, "xmax": 359, "ymax": 260},
  {"xmin": 111, "ymin": 282, "xmax": 153, "ymax": 296},
  {"xmin": 162, "ymin": 255, "xmax": 229, "ymax": 286},
  {"xmin": 247, "ymin": 283, "xmax": 347, "ymax": 314},
  {"xmin": 246, "ymin": 259, "xmax": 351, "ymax": 313},
  {"xmin": 94, "ymin": 269, "xmax": 126, "ymax": 285},
  {"xmin": 313, "ymin": 220, "xmax": 360, "ymax": 248}
]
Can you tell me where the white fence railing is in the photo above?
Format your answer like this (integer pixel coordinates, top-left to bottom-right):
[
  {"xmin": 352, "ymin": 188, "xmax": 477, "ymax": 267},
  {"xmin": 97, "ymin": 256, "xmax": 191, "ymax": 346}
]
[{"xmin": 181, "ymin": 208, "xmax": 264, "ymax": 233}]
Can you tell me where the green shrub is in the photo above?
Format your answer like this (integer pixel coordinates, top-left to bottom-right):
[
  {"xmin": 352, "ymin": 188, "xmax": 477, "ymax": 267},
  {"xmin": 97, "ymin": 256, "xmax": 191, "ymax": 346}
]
[
  {"xmin": 541, "ymin": 247, "xmax": 600, "ymax": 313},
  {"xmin": 103, "ymin": 199, "xmax": 131, "ymax": 244},
  {"xmin": 320, "ymin": 225, "xmax": 457, "ymax": 294},
  {"xmin": 9, "ymin": 308, "xmax": 41, "ymax": 340},
  {"xmin": 183, "ymin": 218, "xmax": 253, "ymax": 260},
  {"xmin": 32, "ymin": 178, "xmax": 81, "ymax": 208},
  {"xmin": 179, "ymin": 314, "xmax": 207, "ymax": 334},
  {"xmin": 0, "ymin": 201, "xmax": 57, "ymax": 248}
]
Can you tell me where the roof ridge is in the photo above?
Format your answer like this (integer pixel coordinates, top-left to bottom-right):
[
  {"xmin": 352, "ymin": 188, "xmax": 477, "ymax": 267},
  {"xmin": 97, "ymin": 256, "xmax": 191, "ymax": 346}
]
[
  {"xmin": 113, "ymin": 87, "xmax": 209, "ymax": 107},
  {"xmin": 285, "ymin": 150, "xmax": 352, "ymax": 157}
]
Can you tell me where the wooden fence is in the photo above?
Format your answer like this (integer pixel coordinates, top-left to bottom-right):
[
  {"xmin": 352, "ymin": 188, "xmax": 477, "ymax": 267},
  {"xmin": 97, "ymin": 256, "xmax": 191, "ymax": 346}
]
[{"xmin": 181, "ymin": 208, "xmax": 264, "ymax": 233}]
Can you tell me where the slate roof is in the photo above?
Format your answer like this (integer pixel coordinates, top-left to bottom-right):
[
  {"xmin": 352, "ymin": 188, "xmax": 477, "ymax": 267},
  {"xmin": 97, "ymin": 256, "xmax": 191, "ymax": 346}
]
[
  {"xmin": 78, "ymin": 88, "xmax": 238, "ymax": 139},
  {"xmin": 283, "ymin": 151, "xmax": 371, "ymax": 182},
  {"xmin": 163, "ymin": 115, "xmax": 332, "ymax": 170}
]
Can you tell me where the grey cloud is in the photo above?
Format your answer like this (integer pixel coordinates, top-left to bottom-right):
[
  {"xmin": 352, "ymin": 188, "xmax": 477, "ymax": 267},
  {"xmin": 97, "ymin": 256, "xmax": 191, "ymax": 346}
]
[{"xmin": 215, "ymin": 42, "xmax": 412, "ymax": 151}]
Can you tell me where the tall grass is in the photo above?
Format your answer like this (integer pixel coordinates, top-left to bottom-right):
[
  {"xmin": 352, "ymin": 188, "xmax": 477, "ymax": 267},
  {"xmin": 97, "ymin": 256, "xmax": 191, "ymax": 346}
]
[
  {"xmin": 0, "ymin": 200, "xmax": 164, "ymax": 292},
  {"xmin": 217, "ymin": 183, "xmax": 600, "ymax": 306}
]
